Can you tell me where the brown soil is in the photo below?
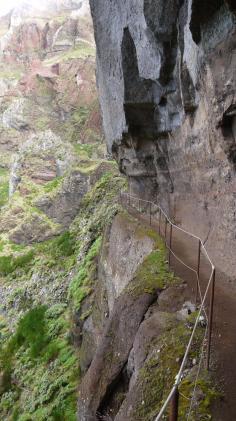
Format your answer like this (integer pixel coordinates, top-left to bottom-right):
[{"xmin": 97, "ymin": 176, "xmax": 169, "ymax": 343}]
[{"xmin": 125, "ymin": 201, "xmax": 236, "ymax": 421}]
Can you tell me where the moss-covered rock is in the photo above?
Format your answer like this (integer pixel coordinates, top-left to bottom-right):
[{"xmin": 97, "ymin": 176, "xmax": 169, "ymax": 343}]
[
  {"xmin": 115, "ymin": 310, "xmax": 217, "ymax": 421},
  {"xmin": 0, "ymin": 167, "xmax": 9, "ymax": 209},
  {"xmin": 0, "ymin": 164, "xmax": 126, "ymax": 420}
]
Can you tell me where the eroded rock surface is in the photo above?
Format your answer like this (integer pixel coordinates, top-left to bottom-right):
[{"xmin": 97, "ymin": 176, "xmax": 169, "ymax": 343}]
[
  {"xmin": 78, "ymin": 287, "xmax": 156, "ymax": 420},
  {"xmin": 0, "ymin": 0, "xmax": 104, "ymax": 243},
  {"xmin": 99, "ymin": 213, "xmax": 155, "ymax": 312},
  {"xmin": 90, "ymin": 0, "xmax": 236, "ymax": 278},
  {"xmin": 76, "ymin": 212, "xmax": 203, "ymax": 420}
]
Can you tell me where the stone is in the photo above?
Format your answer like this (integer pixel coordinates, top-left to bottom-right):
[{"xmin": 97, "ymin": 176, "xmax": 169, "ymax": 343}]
[
  {"xmin": 77, "ymin": 286, "xmax": 157, "ymax": 420},
  {"xmin": 99, "ymin": 213, "xmax": 155, "ymax": 312},
  {"xmin": 177, "ymin": 300, "xmax": 196, "ymax": 320},
  {"xmin": 2, "ymin": 98, "xmax": 30, "ymax": 131},
  {"xmin": 9, "ymin": 212, "xmax": 62, "ymax": 244},
  {"xmin": 35, "ymin": 170, "xmax": 89, "ymax": 227},
  {"xmin": 127, "ymin": 311, "xmax": 176, "ymax": 390},
  {"xmin": 89, "ymin": 0, "xmax": 236, "ymax": 280}
]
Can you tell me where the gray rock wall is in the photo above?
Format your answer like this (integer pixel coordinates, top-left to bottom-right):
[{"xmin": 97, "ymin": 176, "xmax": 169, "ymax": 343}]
[{"xmin": 90, "ymin": 0, "xmax": 236, "ymax": 278}]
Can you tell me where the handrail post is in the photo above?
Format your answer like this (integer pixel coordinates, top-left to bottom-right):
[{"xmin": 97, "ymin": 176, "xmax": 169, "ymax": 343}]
[
  {"xmin": 129, "ymin": 193, "xmax": 131, "ymax": 206},
  {"xmin": 159, "ymin": 209, "xmax": 161, "ymax": 235},
  {"xmin": 169, "ymin": 386, "xmax": 179, "ymax": 421},
  {"xmin": 206, "ymin": 268, "xmax": 216, "ymax": 370},
  {"xmin": 139, "ymin": 199, "xmax": 141, "ymax": 213},
  {"xmin": 168, "ymin": 224, "xmax": 173, "ymax": 270},
  {"xmin": 196, "ymin": 239, "xmax": 201, "ymax": 304},
  {"xmin": 164, "ymin": 217, "xmax": 168, "ymax": 244},
  {"xmin": 149, "ymin": 202, "xmax": 152, "ymax": 225}
]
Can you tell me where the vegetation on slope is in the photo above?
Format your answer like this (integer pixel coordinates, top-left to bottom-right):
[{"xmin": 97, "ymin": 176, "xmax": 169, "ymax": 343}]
[
  {"xmin": 0, "ymin": 169, "xmax": 126, "ymax": 421},
  {"xmin": 0, "ymin": 167, "xmax": 9, "ymax": 209},
  {"xmin": 134, "ymin": 316, "xmax": 218, "ymax": 420}
]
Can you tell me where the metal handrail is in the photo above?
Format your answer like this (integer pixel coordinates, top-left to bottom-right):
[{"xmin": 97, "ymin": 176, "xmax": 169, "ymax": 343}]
[
  {"xmin": 122, "ymin": 192, "xmax": 214, "ymax": 268},
  {"xmin": 120, "ymin": 191, "xmax": 216, "ymax": 420}
]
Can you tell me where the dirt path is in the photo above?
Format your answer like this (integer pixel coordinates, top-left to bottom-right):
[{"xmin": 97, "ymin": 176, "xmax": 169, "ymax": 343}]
[{"xmin": 124, "ymin": 203, "xmax": 236, "ymax": 420}]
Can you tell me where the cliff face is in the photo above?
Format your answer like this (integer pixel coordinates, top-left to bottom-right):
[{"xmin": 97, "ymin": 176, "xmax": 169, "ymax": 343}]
[
  {"xmin": 0, "ymin": 2, "xmax": 226, "ymax": 420},
  {"xmin": 0, "ymin": 0, "xmax": 105, "ymax": 243},
  {"xmin": 0, "ymin": 2, "xmax": 122, "ymax": 419},
  {"xmin": 90, "ymin": 0, "xmax": 236, "ymax": 278}
]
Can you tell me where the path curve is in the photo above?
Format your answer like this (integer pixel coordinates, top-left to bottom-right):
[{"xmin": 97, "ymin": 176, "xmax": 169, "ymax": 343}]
[{"xmin": 124, "ymin": 201, "xmax": 236, "ymax": 420}]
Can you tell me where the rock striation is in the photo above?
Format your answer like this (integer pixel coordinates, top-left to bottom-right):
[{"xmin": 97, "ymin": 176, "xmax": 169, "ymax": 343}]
[{"xmin": 90, "ymin": 0, "xmax": 236, "ymax": 278}]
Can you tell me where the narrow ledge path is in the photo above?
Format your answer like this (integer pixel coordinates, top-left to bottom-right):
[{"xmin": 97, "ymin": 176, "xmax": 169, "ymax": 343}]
[{"xmin": 123, "ymin": 200, "xmax": 236, "ymax": 421}]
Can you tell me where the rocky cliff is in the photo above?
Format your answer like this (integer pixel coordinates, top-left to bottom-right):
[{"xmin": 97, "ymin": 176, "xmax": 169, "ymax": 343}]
[
  {"xmin": 0, "ymin": 0, "xmax": 103, "ymax": 243},
  {"xmin": 90, "ymin": 0, "xmax": 236, "ymax": 279},
  {"xmin": 0, "ymin": 2, "xmax": 127, "ymax": 419},
  {"xmin": 0, "ymin": 1, "xmax": 234, "ymax": 420}
]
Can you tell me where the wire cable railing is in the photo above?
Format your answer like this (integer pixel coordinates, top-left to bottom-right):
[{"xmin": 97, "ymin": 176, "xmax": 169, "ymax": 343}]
[{"xmin": 120, "ymin": 191, "xmax": 216, "ymax": 421}]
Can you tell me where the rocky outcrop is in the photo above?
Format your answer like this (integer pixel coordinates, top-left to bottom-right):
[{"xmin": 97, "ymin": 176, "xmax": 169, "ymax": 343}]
[
  {"xmin": 77, "ymin": 214, "xmax": 160, "ymax": 420},
  {"xmin": 9, "ymin": 130, "xmax": 75, "ymax": 194},
  {"xmin": 9, "ymin": 212, "xmax": 62, "ymax": 244},
  {"xmin": 0, "ymin": 0, "xmax": 92, "ymax": 62},
  {"xmin": 99, "ymin": 213, "xmax": 155, "ymax": 312},
  {"xmin": 76, "ymin": 212, "xmax": 209, "ymax": 421},
  {"xmin": 35, "ymin": 170, "xmax": 89, "ymax": 227},
  {"xmin": 90, "ymin": 0, "xmax": 236, "ymax": 278},
  {"xmin": 0, "ymin": 0, "xmax": 103, "ymax": 246},
  {"xmin": 77, "ymin": 213, "xmax": 157, "ymax": 374},
  {"xmin": 2, "ymin": 98, "xmax": 31, "ymax": 131},
  {"xmin": 78, "ymin": 286, "xmax": 156, "ymax": 420}
]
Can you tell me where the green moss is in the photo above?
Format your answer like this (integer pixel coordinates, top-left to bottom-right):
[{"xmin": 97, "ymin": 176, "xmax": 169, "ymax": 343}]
[
  {"xmin": 0, "ymin": 165, "xmax": 125, "ymax": 420},
  {"xmin": 43, "ymin": 177, "xmax": 63, "ymax": 194},
  {"xmin": 70, "ymin": 170, "xmax": 127, "ymax": 243},
  {"xmin": 128, "ymin": 238, "xmax": 177, "ymax": 297},
  {"xmin": 15, "ymin": 305, "xmax": 48, "ymax": 358},
  {"xmin": 0, "ymin": 167, "xmax": 8, "ymax": 177},
  {"xmin": 0, "ymin": 167, "xmax": 9, "ymax": 208},
  {"xmin": 75, "ymin": 160, "xmax": 100, "ymax": 174},
  {"xmin": 35, "ymin": 115, "xmax": 51, "ymax": 131},
  {"xmin": 55, "ymin": 231, "xmax": 76, "ymax": 257},
  {"xmin": 0, "ymin": 304, "xmax": 79, "ymax": 420},
  {"xmin": 0, "ymin": 229, "xmax": 75, "ymax": 281},
  {"xmin": 132, "ymin": 314, "xmax": 216, "ymax": 421},
  {"xmin": 33, "ymin": 231, "xmax": 76, "ymax": 271},
  {"xmin": 0, "ymin": 250, "xmax": 34, "ymax": 276},
  {"xmin": 62, "ymin": 106, "xmax": 93, "ymax": 143},
  {"xmin": 71, "ymin": 107, "xmax": 90, "ymax": 128},
  {"xmin": 179, "ymin": 374, "xmax": 219, "ymax": 420},
  {"xmin": 0, "ymin": 305, "xmax": 47, "ymax": 372},
  {"xmin": 44, "ymin": 42, "xmax": 95, "ymax": 66},
  {"xmin": 74, "ymin": 143, "xmax": 97, "ymax": 159},
  {"xmin": 80, "ymin": 171, "xmax": 123, "ymax": 209},
  {"xmin": 69, "ymin": 236, "xmax": 101, "ymax": 310}
]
